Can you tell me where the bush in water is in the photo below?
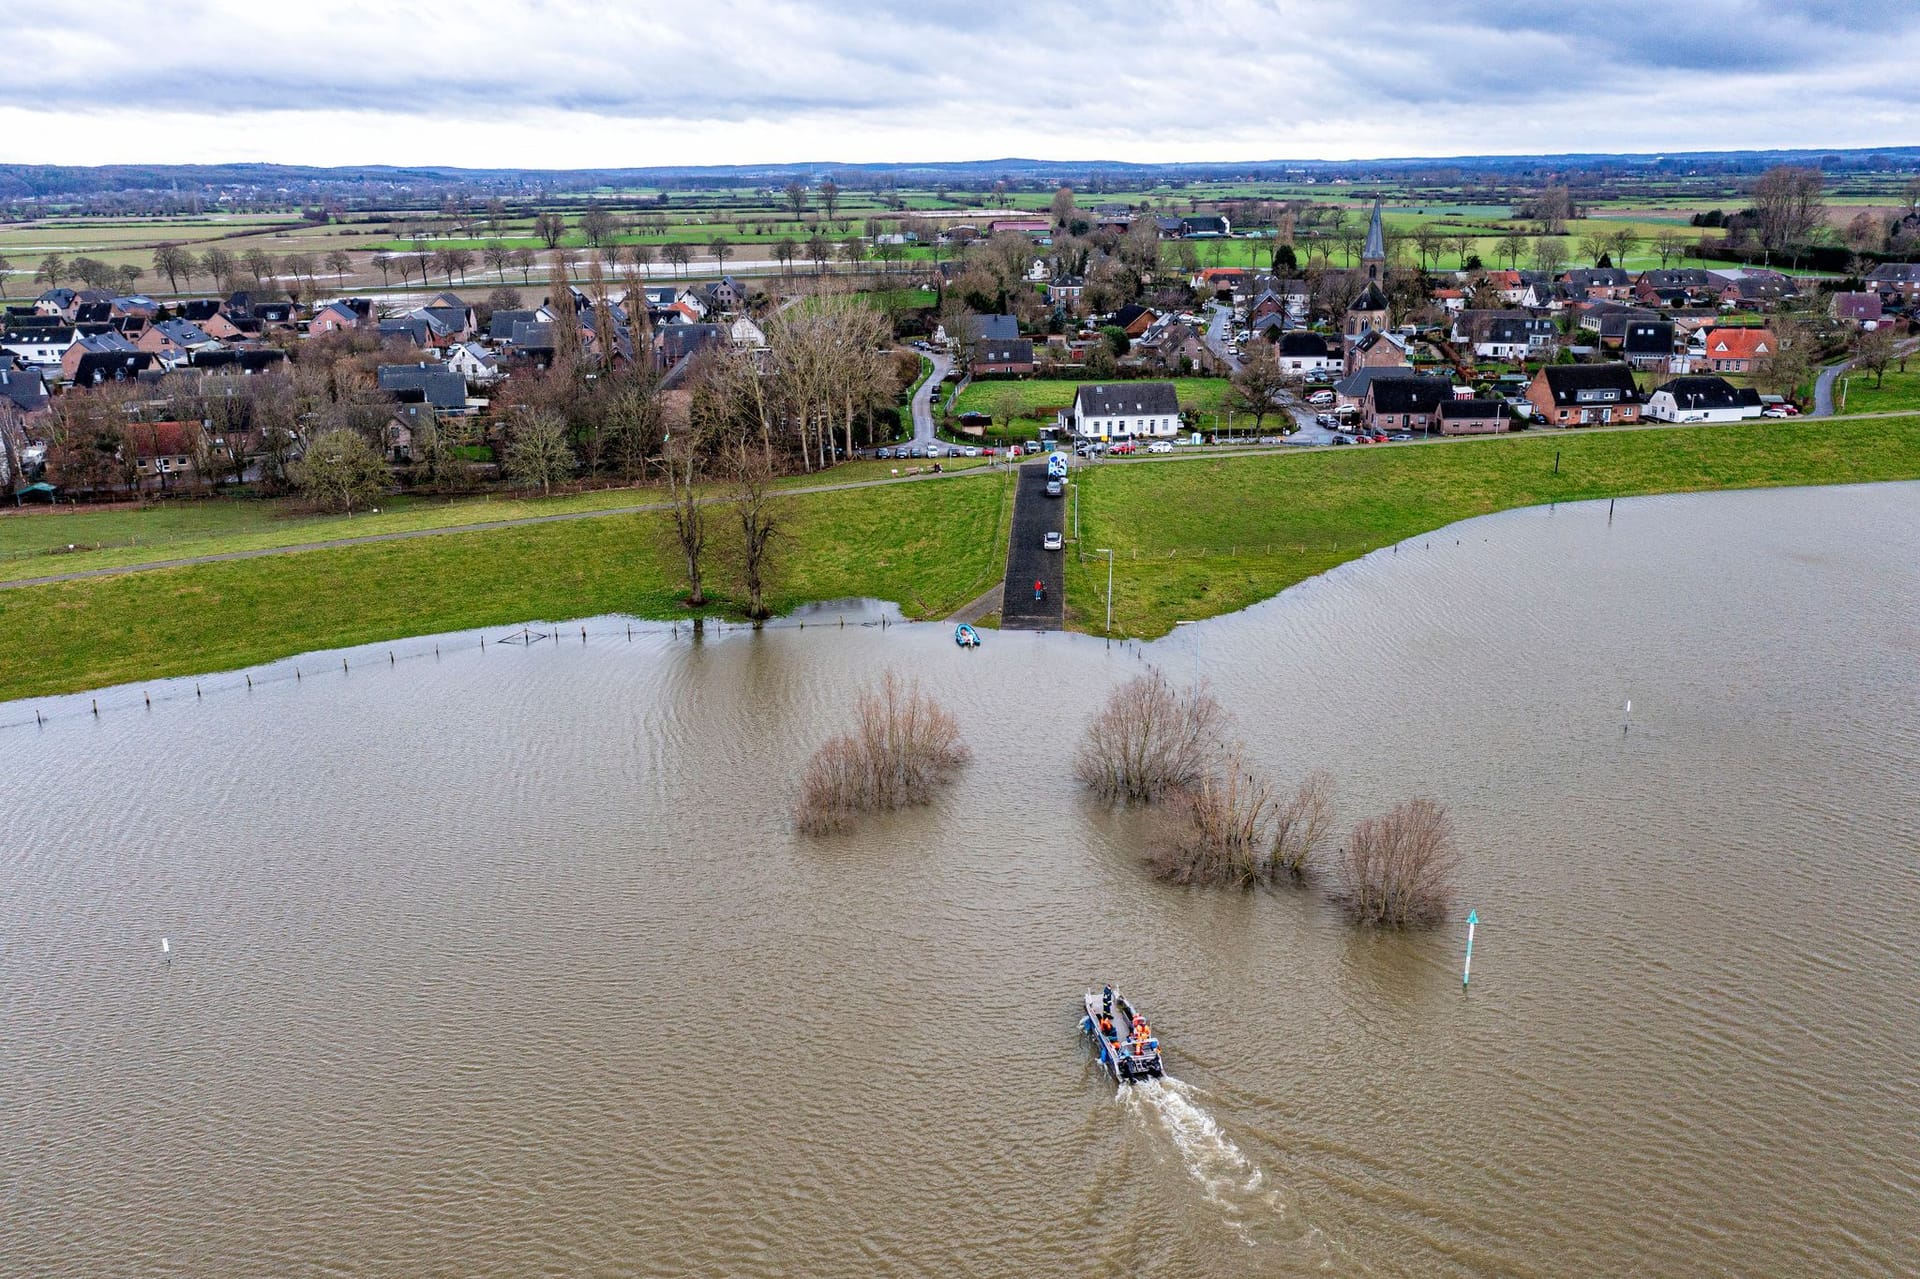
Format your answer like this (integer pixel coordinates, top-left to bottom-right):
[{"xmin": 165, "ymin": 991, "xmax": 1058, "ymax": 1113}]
[
  {"xmin": 1148, "ymin": 748, "xmax": 1274, "ymax": 887},
  {"xmin": 1075, "ymin": 668, "xmax": 1226, "ymax": 804},
  {"xmin": 1331, "ymin": 796, "xmax": 1460, "ymax": 928},
  {"xmin": 796, "ymin": 672, "xmax": 971, "ymax": 834}
]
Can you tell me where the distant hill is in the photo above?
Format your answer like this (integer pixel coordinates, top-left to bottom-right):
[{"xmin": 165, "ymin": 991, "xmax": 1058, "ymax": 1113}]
[{"xmin": 3, "ymin": 147, "xmax": 1918, "ymax": 201}]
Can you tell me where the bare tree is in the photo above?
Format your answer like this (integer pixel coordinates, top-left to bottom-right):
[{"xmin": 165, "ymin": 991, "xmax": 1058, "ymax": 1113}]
[
  {"xmin": 783, "ymin": 180, "xmax": 808, "ymax": 217},
  {"xmin": 662, "ymin": 424, "xmax": 709, "ymax": 606},
  {"xmin": 1148, "ymin": 748, "xmax": 1275, "ymax": 887},
  {"xmin": 709, "ymin": 236, "xmax": 733, "ymax": 274},
  {"xmin": 1651, "ymin": 228, "xmax": 1687, "ymax": 266},
  {"xmin": 1531, "ymin": 237, "xmax": 1568, "ymax": 277},
  {"xmin": 292, "ymin": 427, "xmax": 388, "ymax": 514},
  {"xmin": 1269, "ymin": 770, "xmax": 1337, "ymax": 881},
  {"xmin": 1577, "ymin": 232, "xmax": 1609, "ymax": 266},
  {"xmin": 1229, "ymin": 341, "xmax": 1290, "ymax": 433},
  {"xmin": 579, "ymin": 201, "xmax": 615, "ymax": 248},
  {"xmin": 152, "ymin": 243, "xmax": 192, "ymax": 293},
  {"xmin": 1411, "ymin": 223, "xmax": 1444, "ymax": 272},
  {"xmin": 726, "ymin": 436, "xmax": 781, "ymax": 621},
  {"xmin": 1751, "ymin": 166, "xmax": 1826, "ymax": 259},
  {"xmin": 1075, "ymin": 669, "xmax": 1227, "ymax": 803},
  {"xmin": 511, "ymin": 247, "xmax": 536, "ymax": 285},
  {"xmin": 201, "ymin": 247, "xmax": 234, "ymax": 292},
  {"xmin": 534, "ymin": 211, "xmax": 569, "ymax": 250},
  {"xmin": 1852, "ymin": 322, "xmax": 1896, "ymax": 388},
  {"xmin": 819, "ymin": 179, "xmax": 841, "ymax": 222},
  {"xmin": 243, "ymin": 248, "xmax": 275, "ymax": 285},
  {"xmin": 1333, "ymin": 797, "xmax": 1460, "ymax": 928},
  {"xmin": 35, "ymin": 254, "xmax": 66, "ymax": 288},
  {"xmin": 627, "ymin": 243, "xmax": 655, "ymax": 276},
  {"xmin": 1607, "ymin": 229, "xmax": 1640, "ymax": 270},
  {"xmin": 482, "ymin": 240, "xmax": 512, "ymax": 281},
  {"xmin": 663, "ymin": 243, "xmax": 691, "ymax": 278},
  {"xmin": 796, "ymin": 672, "xmax": 971, "ymax": 834},
  {"xmin": 806, "ymin": 232, "xmax": 832, "ymax": 274},
  {"xmin": 1497, "ymin": 226, "xmax": 1529, "ymax": 270},
  {"xmin": 504, "ymin": 409, "xmax": 575, "ymax": 495},
  {"xmin": 773, "ymin": 237, "xmax": 798, "ymax": 274}
]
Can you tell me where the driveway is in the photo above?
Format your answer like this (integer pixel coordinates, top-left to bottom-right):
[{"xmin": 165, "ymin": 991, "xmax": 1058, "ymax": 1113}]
[
  {"xmin": 1204, "ymin": 303, "xmax": 1243, "ymax": 373},
  {"xmin": 909, "ymin": 350, "xmax": 954, "ymax": 447},
  {"xmin": 999, "ymin": 462, "xmax": 1065, "ymax": 630}
]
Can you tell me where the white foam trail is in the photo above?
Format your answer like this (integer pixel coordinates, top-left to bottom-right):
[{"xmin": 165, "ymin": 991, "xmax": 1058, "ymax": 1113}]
[{"xmin": 1122, "ymin": 1077, "xmax": 1283, "ymax": 1226}]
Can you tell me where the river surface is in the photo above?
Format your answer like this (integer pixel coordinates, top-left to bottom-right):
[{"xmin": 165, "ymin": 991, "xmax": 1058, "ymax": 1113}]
[{"xmin": 5, "ymin": 483, "xmax": 1919, "ymax": 1277}]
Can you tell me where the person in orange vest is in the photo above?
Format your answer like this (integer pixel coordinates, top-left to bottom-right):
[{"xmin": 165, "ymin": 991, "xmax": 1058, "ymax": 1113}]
[{"xmin": 1132, "ymin": 1017, "xmax": 1150, "ymax": 1054}]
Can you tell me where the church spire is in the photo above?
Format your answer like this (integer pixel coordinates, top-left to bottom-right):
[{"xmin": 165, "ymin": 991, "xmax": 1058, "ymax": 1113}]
[{"xmin": 1362, "ymin": 200, "xmax": 1386, "ymax": 280}]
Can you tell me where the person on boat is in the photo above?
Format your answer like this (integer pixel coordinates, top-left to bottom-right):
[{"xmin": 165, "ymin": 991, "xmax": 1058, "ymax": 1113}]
[
  {"xmin": 1101, "ymin": 986, "xmax": 1114, "ymax": 1017},
  {"xmin": 1097, "ymin": 1013, "xmax": 1115, "ymax": 1039},
  {"xmin": 1132, "ymin": 1018, "xmax": 1151, "ymax": 1054}
]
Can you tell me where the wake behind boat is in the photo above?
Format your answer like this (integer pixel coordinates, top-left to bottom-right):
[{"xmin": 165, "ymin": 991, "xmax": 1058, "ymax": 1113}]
[{"xmin": 1082, "ymin": 984, "xmax": 1163, "ymax": 1083}]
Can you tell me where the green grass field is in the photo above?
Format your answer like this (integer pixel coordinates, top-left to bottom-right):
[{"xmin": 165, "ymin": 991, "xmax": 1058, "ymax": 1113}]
[
  {"xmin": 1062, "ymin": 415, "xmax": 1920, "ymax": 638},
  {"xmin": 1832, "ymin": 367, "xmax": 1920, "ymax": 415},
  {"xmin": 0, "ymin": 470, "xmax": 1014, "ymax": 701}
]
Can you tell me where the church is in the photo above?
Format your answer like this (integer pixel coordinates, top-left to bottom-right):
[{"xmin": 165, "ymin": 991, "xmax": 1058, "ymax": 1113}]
[{"xmin": 1342, "ymin": 201, "xmax": 1392, "ymax": 374}]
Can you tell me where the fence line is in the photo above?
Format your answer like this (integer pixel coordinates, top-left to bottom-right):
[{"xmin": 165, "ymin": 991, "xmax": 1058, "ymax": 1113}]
[{"xmin": 0, "ymin": 612, "xmax": 907, "ymax": 736}]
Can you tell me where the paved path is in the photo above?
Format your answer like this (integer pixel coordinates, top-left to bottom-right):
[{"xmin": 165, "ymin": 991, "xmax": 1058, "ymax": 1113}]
[
  {"xmin": 1203, "ymin": 302, "xmax": 1243, "ymax": 373},
  {"xmin": 998, "ymin": 462, "xmax": 1065, "ymax": 630},
  {"xmin": 1813, "ymin": 338, "xmax": 1920, "ymax": 416},
  {"xmin": 944, "ymin": 580, "xmax": 1004, "ymax": 625},
  {"xmin": 909, "ymin": 351, "xmax": 954, "ymax": 447},
  {"xmin": 0, "ymin": 467, "xmax": 995, "ymax": 591}
]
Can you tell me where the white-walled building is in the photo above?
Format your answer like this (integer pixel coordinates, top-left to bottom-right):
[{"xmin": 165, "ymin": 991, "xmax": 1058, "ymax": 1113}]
[{"xmin": 1067, "ymin": 382, "xmax": 1183, "ymax": 440}]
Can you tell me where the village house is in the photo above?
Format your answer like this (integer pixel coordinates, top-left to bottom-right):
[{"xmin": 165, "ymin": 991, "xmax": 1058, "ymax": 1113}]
[
  {"xmin": 1046, "ymin": 274, "xmax": 1085, "ymax": 307},
  {"xmin": 125, "ymin": 421, "xmax": 200, "ymax": 491},
  {"xmin": 443, "ymin": 341, "xmax": 502, "ymax": 384},
  {"xmin": 1, "ymin": 326, "xmax": 78, "ymax": 368},
  {"xmin": 1700, "ymin": 327, "xmax": 1775, "ymax": 374},
  {"xmin": 972, "ymin": 339, "xmax": 1035, "ymax": 376},
  {"xmin": 1272, "ymin": 330, "xmax": 1339, "ymax": 378},
  {"xmin": 307, "ymin": 300, "xmax": 362, "ymax": 336},
  {"xmin": 1645, "ymin": 375, "xmax": 1763, "ymax": 423},
  {"xmin": 1068, "ymin": 382, "xmax": 1182, "ymax": 440},
  {"xmin": 1831, "ymin": 292, "xmax": 1884, "ymax": 328},
  {"xmin": 728, "ymin": 315, "xmax": 768, "ymax": 349},
  {"xmin": 1473, "ymin": 316, "xmax": 1555, "ymax": 362},
  {"xmin": 1620, "ymin": 320, "xmax": 1676, "ymax": 371},
  {"xmin": 62, "ymin": 331, "xmax": 142, "ymax": 383},
  {"xmin": 377, "ymin": 363, "xmax": 470, "ymax": 412},
  {"xmin": 1436, "ymin": 398, "xmax": 1511, "ymax": 435},
  {"xmin": 1526, "ymin": 362, "xmax": 1645, "ymax": 426},
  {"xmin": 1333, "ymin": 363, "xmax": 1416, "ymax": 412},
  {"xmin": 138, "ymin": 318, "xmax": 221, "ymax": 363},
  {"xmin": 1562, "ymin": 268, "xmax": 1633, "ymax": 301},
  {"xmin": 1864, "ymin": 262, "xmax": 1920, "ymax": 301},
  {"xmin": 0, "ymin": 365, "xmax": 50, "ymax": 418},
  {"xmin": 1362, "ymin": 375, "xmax": 1449, "ymax": 432},
  {"xmin": 1347, "ymin": 327, "xmax": 1409, "ymax": 375}
]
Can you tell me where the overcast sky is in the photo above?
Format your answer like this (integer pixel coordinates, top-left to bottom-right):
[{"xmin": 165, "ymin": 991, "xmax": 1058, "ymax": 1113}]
[{"xmin": 4, "ymin": 0, "xmax": 1915, "ymax": 169}]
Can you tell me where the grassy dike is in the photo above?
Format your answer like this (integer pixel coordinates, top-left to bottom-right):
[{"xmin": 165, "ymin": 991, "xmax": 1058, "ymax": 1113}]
[
  {"xmin": 5, "ymin": 415, "xmax": 1916, "ymax": 701},
  {"xmin": 1, "ymin": 472, "xmax": 1013, "ymax": 702},
  {"xmin": 1062, "ymin": 415, "xmax": 1920, "ymax": 639}
]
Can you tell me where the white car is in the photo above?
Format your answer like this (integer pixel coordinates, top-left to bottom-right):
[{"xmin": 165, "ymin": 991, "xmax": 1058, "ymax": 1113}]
[
  {"xmin": 1146, "ymin": 440, "xmax": 1174, "ymax": 453},
  {"xmin": 1308, "ymin": 390, "xmax": 1335, "ymax": 406},
  {"xmin": 964, "ymin": 446, "xmax": 980, "ymax": 457},
  {"xmin": 1043, "ymin": 531, "xmax": 1063, "ymax": 551}
]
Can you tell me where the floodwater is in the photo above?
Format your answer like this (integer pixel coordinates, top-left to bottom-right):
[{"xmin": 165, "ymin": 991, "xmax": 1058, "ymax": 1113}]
[{"xmin": 5, "ymin": 483, "xmax": 1918, "ymax": 1277}]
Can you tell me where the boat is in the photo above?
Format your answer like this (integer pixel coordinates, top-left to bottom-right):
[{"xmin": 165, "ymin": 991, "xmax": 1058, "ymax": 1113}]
[
  {"xmin": 954, "ymin": 623, "xmax": 981, "ymax": 648},
  {"xmin": 1081, "ymin": 985, "xmax": 1163, "ymax": 1083}
]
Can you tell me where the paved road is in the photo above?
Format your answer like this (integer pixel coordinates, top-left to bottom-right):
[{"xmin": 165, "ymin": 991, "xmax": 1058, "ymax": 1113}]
[
  {"xmin": 999, "ymin": 462, "xmax": 1065, "ymax": 630},
  {"xmin": 1813, "ymin": 338, "xmax": 1920, "ymax": 416},
  {"xmin": 909, "ymin": 350, "xmax": 954, "ymax": 447},
  {"xmin": 1203, "ymin": 303, "xmax": 1243, "ymax": 373}
]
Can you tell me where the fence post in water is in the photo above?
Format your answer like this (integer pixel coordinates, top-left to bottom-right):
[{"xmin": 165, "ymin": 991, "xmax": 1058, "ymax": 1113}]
[
  {"xmin": 1462, "ymin": 910, "xmax": 1478, "ymax": 989},
  {"xmin": 390, "ymin": 651, "xmax": 395, "ymax": 666},
  {"xmin": 246, "ymin": 674, "xmax": 252, "ymax": 690},
  {"xmin": 92, "ymin": 698, "xmax": 98, "ymax": 716},
  {"xmin": 1609, "ymin": 498, "xmax": 1615, "ymax": 524},
  {"xmin": 1554, "ymin": 450, "xmax": 1560, "ymax": 474},
  {"xmin": 144, "ymin": 691, "xmax": 150, "ymax": 708},
  {"xmin": 343, "ymin": 658, "xmax": 349, "ymax": 675},
  {"xmin": 581, "ymin": 626, "xmax": 587, "ymax": 644}
]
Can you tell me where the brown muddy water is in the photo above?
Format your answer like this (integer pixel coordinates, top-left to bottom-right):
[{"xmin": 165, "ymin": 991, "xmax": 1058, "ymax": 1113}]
[{"xmin": 4, "ymin": 483, "xmax": 1918, "ymax": 1277}]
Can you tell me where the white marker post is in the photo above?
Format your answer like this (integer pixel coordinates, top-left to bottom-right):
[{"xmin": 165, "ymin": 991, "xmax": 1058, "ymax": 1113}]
[
  {"xmin": 1461, "ymin": 911, "xmax": 1477, "ymax": 990},
  {"xmin": 161, "ymin": 937, "xmax": 171, "ymax": 965},
  {"xmin": 1623, "ymin": 698, "xmax": 1631, "ymax": 736}
]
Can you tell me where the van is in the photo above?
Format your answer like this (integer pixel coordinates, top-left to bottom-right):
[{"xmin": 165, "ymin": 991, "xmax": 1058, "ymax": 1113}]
[{"xmin": 1046, "ymin": 451, "xmax": 1069, "ymax": 480}]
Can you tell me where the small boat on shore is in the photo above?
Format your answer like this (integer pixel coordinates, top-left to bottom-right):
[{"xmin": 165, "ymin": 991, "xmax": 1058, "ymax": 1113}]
[
  {"xmin": 954, "ymin": 623, "xmax": 981, "ymax": 648},
  {"xmin": 1081, "ymin": 985, "xmax": 1163, "ymax": 1083}
]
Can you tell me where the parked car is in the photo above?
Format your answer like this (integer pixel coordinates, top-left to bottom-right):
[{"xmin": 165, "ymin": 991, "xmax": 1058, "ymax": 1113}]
[
  {"xmin": 964, "ymin": 446, "xmax": 980, "ymax": 457},
  {"xmin": 1371, "ymin": 432, "xmax": 1388, "ymax": 443},
  {"xmin": 928, "ymin": 445, "xmax": 945, "ymax": 458},
  {"xmin": 1043, "ymin": 531, "xmax": 1063, "ymax": 551},
  {"xmin": 1308, "ymin": 390, "xmax": 1335, "ymax": 406},
  {"xmin": 1109, "ymin": 441, "xmax": 1137, "ymax": 455},
  {"xmin": 1045, "ymin": 478, "xmax": 1065, "ymax": 497},
  {"xmin": 1146, "ymin": 440, "xmax": 1174, "ymax": 453},
  {"xmin": 876, "ymin": 447, "xmax": 893, "ymax": 459},
  {"xmin": 1389, "ymin": 432, "xmax": 1414, "ymax": 441},
  {"xmin": 1762, "ymin": 405, "xmax": 1799, "ymax": 418}
]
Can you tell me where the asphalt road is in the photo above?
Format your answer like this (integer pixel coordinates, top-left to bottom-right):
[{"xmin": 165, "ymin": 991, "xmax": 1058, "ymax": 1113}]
[
  {"xmin": 909, "ymin": 350, "xmax": 955, "ymax": 446},
  {"xmin": 999, "ymin": 462, "xmax": 1065, "ymax": 630},
  {"xmin": 1204, "ymin": 302, "xmax": 1243, "ymax": 372}
]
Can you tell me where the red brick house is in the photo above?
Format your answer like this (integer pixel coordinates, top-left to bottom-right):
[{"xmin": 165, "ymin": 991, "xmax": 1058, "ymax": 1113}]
[
  {"xmin": 1526, "ymin": 363, "xmax": 1645, "ymax": 426},
  {"xmin": 971, "ymin": 339, "xmax": 1034, "ymax": 376},
  {"xmin": 1700, "ymin": 327, "xmax": 1775, "ymax": 374},
  {"xmin": 1436, "ymin": 398, "xmax": 1510, "ymax": 435}
]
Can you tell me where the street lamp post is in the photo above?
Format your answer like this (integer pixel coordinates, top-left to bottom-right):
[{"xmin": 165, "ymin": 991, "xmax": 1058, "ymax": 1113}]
[{"xmin": 1096, "ymin": 547, "xmax": 1114, "ymax": 634}]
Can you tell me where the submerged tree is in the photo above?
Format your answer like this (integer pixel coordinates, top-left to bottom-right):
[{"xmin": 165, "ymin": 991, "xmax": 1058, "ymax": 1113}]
[
  {"xmin": 1332, "ymin": 797, "xmax": 1460, "ymax": 928},
  {"xmin": 1075, "ymin": 669, "xmax": 1226, "ymax": 803},
  {"xmin": 796, "ymin": 672, "xmax": 971, "ymax": 835}
]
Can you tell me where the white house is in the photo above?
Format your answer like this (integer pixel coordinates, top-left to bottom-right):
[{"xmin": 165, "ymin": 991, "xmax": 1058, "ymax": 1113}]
[
  {"xmin": 728, "ymin": 316, "xmax": 768, "ymax": 349},
  {"xmin": 444, "ymin": 341, "xmax": 502, "ymax": 384},
  {"xmin": 1272, "ymin": 331, "xmax": 1339, "ymax": 378},
  {"xmin": 1, "ymin": 329, "xmax": 77, "ymax": 368},
  {"xmin": 1068, "ymin": 382, "xmax": 1183, "ymax": 440},
  {"xmin": 1644, "ymin": 375, "xmax": 1761, "ymax": 423}
]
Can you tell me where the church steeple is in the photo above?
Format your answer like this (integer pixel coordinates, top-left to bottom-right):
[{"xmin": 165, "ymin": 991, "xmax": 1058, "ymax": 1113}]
[{"xmin": 1362, "ymin": 200, "xmax": 1386, "ymax": 281}]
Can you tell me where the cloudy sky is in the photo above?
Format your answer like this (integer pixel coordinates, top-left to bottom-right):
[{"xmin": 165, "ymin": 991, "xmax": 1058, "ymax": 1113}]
[{"xmin": 3, "ymin": 0, "xmax": 1915, "ymax": 169}]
